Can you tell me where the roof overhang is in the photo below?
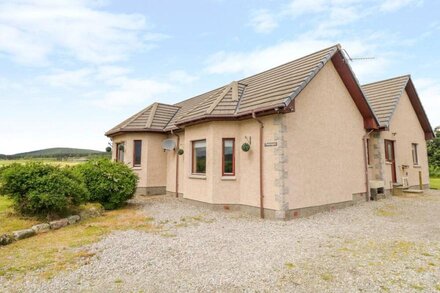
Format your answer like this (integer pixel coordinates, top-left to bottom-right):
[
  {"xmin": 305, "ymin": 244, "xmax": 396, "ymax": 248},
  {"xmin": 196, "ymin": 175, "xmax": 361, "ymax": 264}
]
[
  {"xmin": 405, "ymin": 78, "xmax": 435, "ymax": 140},
  {"xmin": 330, "ymin": 50, "xmax": 380, "ymax": 130},
  {"xmin": 105, "ymin": 128, "xmax": 166, "ymax": 137}
]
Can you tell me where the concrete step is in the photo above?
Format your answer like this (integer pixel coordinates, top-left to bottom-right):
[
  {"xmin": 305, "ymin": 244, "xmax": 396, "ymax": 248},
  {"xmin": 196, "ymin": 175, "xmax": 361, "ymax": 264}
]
[
  {"xmin": 403, "ymin": 189, "xmax": 424, "ymax": 194},
  {"xmin": 393, "ymin": 185, "xmax": 409, "ymax": 196}
]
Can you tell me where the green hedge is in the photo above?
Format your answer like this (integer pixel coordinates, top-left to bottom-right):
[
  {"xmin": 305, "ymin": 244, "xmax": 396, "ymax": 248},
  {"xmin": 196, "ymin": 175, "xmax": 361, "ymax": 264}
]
[
  {"xmin": 0, "ymin": 163, "xmax": 88, "ymax": 217},
  {"xmin": 0, "ymin": 159, "xmax": 138, "ymax": 217},
  {"xmin": 74, "ymin": 159, "xmax": 138, "ymax": 210}
]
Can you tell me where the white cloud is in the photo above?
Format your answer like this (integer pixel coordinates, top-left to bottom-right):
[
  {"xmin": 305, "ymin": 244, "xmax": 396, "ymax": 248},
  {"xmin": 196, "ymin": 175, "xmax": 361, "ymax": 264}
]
[
  {"xmin": 168, "ymin": 70, "xmax": 199, "ymax": 84},
  {"xmin": 248, "ymin": 9, "xmax": 278, "ymax": 33},
  {"xmin": 0, "ymin": 0, "xmax": 167, "ymax": 65},
  {"xmin": 39, "ymin": 68, "xmax": 94, "ymax": 87},
  {"xmin": 413, "ymin": 78, "xmax": 440, "ymax": 128},
  {"xmin": 204, "ymin": 37, "xmax": 390, "ymax": 82},
  {"xmin": 380, "ymin": 0, "xmax": 422, "ymax": 12},
  {"xmin": 91, "ymin": 78, "xmax": 172, "ymax": 109},
  {"xmin": 96, "ymin": 66, "xmax": 132, "ymax": 82},
  {"xmin": 286, "ymin": 0, "xmax": 327, "ymax": 16}
]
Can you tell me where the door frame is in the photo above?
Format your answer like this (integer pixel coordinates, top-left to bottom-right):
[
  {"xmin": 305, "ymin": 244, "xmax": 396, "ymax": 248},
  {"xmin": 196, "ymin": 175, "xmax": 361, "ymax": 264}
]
[{"xmin": 384, "ymin": 139, "xmax": 397, "ymax": 183}]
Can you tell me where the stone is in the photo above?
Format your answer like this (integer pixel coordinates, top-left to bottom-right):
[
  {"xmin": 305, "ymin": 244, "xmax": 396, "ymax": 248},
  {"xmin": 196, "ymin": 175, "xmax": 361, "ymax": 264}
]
[
  {"xmin": 31, "ymin": 223, "xmax": 50, "ymax": 234},
  {"xmin": 12, "ymin": 229, "xmax": 36, "ymax": 240},
  {"xmin": 0, "ymin": 234, "xmax": 15, "ymax": 246},
  {"xmin": 79, "ymin": 203, "xmax": 104, "ymax": 220},
  {"xmin": 68, "ymin": 215, "xmax": 81, "ymax": 224},
  {"xmin": 49, "ymin": 218, "xmax": 69, "ymax": 230},
  {"xmin": 275, "ymin": 210, "xmax": 287, "ymax": 220}
]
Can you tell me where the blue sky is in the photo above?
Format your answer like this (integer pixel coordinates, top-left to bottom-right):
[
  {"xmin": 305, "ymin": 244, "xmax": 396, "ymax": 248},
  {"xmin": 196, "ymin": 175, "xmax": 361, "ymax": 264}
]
[{"xmin": 0, "ymin": 0, "xmax": 439, "ymax": 154}]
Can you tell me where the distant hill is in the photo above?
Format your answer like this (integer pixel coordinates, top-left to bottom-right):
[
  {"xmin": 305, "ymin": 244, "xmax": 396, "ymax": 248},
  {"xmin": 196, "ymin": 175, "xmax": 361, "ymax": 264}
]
[{"xmin": 0, "ymin": 147, "xmax": 109, "ymax": 159}]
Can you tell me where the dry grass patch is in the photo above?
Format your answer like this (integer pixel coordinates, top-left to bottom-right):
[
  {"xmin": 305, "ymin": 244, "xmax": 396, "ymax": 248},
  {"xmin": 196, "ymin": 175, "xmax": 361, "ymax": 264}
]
[
  {"xmin": 320, "ymin": 272, "xmax": 335, "ymax": 282},
  {"xmin": 0, "ymin": 196, "xmax": 39, "ymax": 235},
  {"xmin": 376, "ymin": 204, "xmax": 399, "ymax": 217},
  {"xmin": 0, "ymin": 202, "xmax": 159, "ymax": 280}
]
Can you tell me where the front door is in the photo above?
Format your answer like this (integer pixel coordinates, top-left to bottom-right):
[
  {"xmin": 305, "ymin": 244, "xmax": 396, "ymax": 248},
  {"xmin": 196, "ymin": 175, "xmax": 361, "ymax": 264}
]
[{"xmin": 384, "ymin": 140, "xmax": 397, "ymax": 183}]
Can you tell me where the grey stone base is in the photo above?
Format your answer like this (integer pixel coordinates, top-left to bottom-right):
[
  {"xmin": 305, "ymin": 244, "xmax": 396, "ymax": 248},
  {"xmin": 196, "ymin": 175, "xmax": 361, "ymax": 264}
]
[
  {"xmin": 166, "ymin": 191, "xmax": 184, "ymax": 197},
  {"xmin": 353, "ymin": 192, "xmax": 368, "ymax": 203},
  {"xmin": 181, "ymin": 192, "xmax": 370, "ymax": 220},
  {"xmin": 288, "ymin": 201, "xmax": 351, "ymax": 219},
  {"xmin": 136, "ymin": 186, "xmax": 166, "ymax": 196},
  {"xmin": 182, "ymin": 198, "xmax": 279, "ymax": 219}
]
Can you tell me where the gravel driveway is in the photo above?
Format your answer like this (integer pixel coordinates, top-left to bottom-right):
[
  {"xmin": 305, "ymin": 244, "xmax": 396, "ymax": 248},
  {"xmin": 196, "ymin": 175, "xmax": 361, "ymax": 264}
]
[{"xmin": 3, "ymin": 190, "xmax": 440, "ymax": 292}]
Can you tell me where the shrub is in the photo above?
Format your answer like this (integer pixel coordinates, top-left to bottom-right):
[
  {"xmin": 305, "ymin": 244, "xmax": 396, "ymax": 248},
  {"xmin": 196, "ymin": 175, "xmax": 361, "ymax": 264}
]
[
  {"xmin": 0, "ymin": 163, "xmax": 88, "ymax": 217},
  {"xmin": 429, "ymin": 165, "xmax": 440, "ymax": 178},
  {"xmin": 74, "ymin": 159, "xmax": 138, "ymax": 210}
]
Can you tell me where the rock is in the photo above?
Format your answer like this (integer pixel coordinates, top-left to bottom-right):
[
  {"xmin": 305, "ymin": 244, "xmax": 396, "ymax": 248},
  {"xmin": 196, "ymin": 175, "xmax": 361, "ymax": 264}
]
[
  {"xmin": 49, "ymin": 218, "xmax": 69, "ymax": 230},
  {"xmin": 12, "ymin": 228, "xmax": 36, "ymax": 240},
  {"xmin": 68, "ymin": 215, "xmax": 81, "ymax": 224},
  {"xmin": 79, "ymin": 203, "xmax": 104, "ymax": 220},
  {"xmin": 32, "ymin": 223, "xmax": 51, "ymax": 234},
  {"xmin": 0, "ymin": 233, "xmax": 15, "ymax": 245}
]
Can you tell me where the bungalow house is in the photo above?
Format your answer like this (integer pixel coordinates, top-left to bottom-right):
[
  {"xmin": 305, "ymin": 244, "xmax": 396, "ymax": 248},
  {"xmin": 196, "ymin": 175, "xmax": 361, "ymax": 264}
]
[
  {"xmin": 362, "ymin": 75, "xmax": 434, "ymax": 193},
  {"xmin": 106, "ymin": 44, "xmax": 434, "ymax": 220}
]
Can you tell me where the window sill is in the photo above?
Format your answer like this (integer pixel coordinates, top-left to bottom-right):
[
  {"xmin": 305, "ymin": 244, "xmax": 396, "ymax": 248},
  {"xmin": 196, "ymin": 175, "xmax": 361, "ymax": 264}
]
[
  {"xmin": 133, "ymin": 167, "xmax": 142, "ymax": 170},
  {"xmin": 189, "ymin": 174, "xmax": 206, "ymax": 180},
  {"xmin": 221, "ymin": 176, "xmax": 236, "ymax": 181},
  {"xmin": 367, "ymin": 165, "xmax": 373, "ymax": 168},
  {"xmin": 386, "ymin": 162, "xmax": 392, "ymax": 165},
  {"xmin": 413, "ymin": 165, "xmax": 421, "ymax": 168}
]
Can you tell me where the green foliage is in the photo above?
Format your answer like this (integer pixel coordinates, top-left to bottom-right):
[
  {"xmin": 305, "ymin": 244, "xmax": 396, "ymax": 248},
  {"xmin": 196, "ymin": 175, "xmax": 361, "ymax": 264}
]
[
  {"xmin": 429, "ymin": 165, "xmax": 440, "ymax": 178},
  {"xmin": 428, "ymin": 129, "xmax": 440, "ymax": 172},
  {"xmin": 241, "ymin": 143, "xmax": 250, "ymax": 152},
  {"xmin": 0, "ymin": 163, "xmax": 88, "ymax": 217},
  {"xmin": 74, "ymin": 159, "xmax": 138, "ymax": 210}
]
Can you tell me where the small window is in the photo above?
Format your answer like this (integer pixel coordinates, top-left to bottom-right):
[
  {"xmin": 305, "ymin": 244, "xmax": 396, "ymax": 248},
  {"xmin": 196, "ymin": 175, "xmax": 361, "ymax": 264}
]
[
  {"xmin": 412, "ymin": 143, "xmax": 418, "ymax": 165},
  {"xmin": 133, "ymin": 140, "xmax": 142, "ymax": 167},
  {"xmin": 222, "ymin": 138, "xmax": 235, "ymax": 176},
  {"xmin": 116, "ymin": 142, "xmax": 125, "ymax": 162},
  {"xmin": 192, "ymin": 140, "xmax": 206, "ymax": 174},
  {"xmin": 385, "ymin": 140, "xmax": 394, "ymax": 162}
]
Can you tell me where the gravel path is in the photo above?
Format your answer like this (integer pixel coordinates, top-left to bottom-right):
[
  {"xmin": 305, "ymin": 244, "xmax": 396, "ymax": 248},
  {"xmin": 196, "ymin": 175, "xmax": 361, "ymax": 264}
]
[{"xmin": 3, "ymin": 190, "xmax": 440, "ymax": 292}]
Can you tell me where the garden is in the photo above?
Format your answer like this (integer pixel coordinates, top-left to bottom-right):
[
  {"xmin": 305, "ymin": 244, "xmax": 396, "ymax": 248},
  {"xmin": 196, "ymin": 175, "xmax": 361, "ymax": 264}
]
[{"xmin": 0, "ymin": 159, "xmax": 139, "ymax": 242}]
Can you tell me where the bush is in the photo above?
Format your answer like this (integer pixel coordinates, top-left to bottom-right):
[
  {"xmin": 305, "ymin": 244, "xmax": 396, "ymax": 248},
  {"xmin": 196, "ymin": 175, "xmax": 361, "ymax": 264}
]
[
  {"xmin": 429, "ymin": 165, "xmax": 440, "ymax": 178},
  {"xmin": 0, "ymin": 163, "xmax": 88, "ymax": 217},
  {"xmin": 74, "ymin": 159, "xmax": 138, "ymax": 210}
]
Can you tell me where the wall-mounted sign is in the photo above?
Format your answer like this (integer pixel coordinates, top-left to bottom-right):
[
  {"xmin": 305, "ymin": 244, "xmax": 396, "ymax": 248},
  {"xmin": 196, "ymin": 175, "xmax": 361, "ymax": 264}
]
[{"xmin": 264, "ymin": 142, "xmax": 277, "ymax": 147}]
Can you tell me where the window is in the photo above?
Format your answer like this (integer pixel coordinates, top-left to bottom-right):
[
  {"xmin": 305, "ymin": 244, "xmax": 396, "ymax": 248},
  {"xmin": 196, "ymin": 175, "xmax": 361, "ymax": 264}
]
[
  {"xmin": 366, "ymin": 138, "xmax": 371, "ymax": 165},
  {"xmin": 192, "ymin": 140, "xmax": 206, "ymax": 174},
  {"xmin": 222, "ymin": 138, "xmax": 235, "ymax": 176},
  {"xmin": 412, "ymin": 143, "xmax": 418, "ymax": 165},
  {"xmin": 385, "ymin": 140, "xmax": 394, "ymax": 162},
  {"xmin": 116, "ymin": 142, "xmax": 124, "ymax": 162},
  {"xmin": 133, "ymin": 140, "xmax": 142, "ymax": 167}
]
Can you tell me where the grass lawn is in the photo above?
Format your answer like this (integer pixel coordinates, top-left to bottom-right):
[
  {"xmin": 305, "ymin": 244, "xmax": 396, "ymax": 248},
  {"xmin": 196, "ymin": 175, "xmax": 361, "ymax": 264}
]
[
  {"xmin": 430, "ymin": 177, "xmax": 440, "ymax": 189},
  {"xmin": 0, "ymin": 202, "xmax": 158, "ymax": 280},
  {"xmin": 0, "ymin": 196, "xmax": 39, "ymax": 235}
]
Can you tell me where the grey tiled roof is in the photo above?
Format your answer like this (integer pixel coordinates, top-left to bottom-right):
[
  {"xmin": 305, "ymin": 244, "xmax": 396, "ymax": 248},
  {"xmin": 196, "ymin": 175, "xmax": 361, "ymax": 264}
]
[
  {"xmin": 106, "ymin": 44, "xmax": 357, "ymax": 135},
  {"xmin": 361, "ymin": 75, "xmax": 410, "ymax": 127}
]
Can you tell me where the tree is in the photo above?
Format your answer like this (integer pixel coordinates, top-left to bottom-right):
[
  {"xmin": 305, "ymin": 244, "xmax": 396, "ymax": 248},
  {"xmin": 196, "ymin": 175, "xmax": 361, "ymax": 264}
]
[{"xmin": 427, "ymin": 127, "xmax": 440, "ymax": 169}]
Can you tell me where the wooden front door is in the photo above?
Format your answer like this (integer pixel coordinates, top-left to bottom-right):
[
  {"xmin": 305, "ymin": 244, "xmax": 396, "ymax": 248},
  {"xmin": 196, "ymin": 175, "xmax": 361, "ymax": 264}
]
[{"xmin": 384, "ymin": 140, "xmax": 397, "ymax": 183}]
